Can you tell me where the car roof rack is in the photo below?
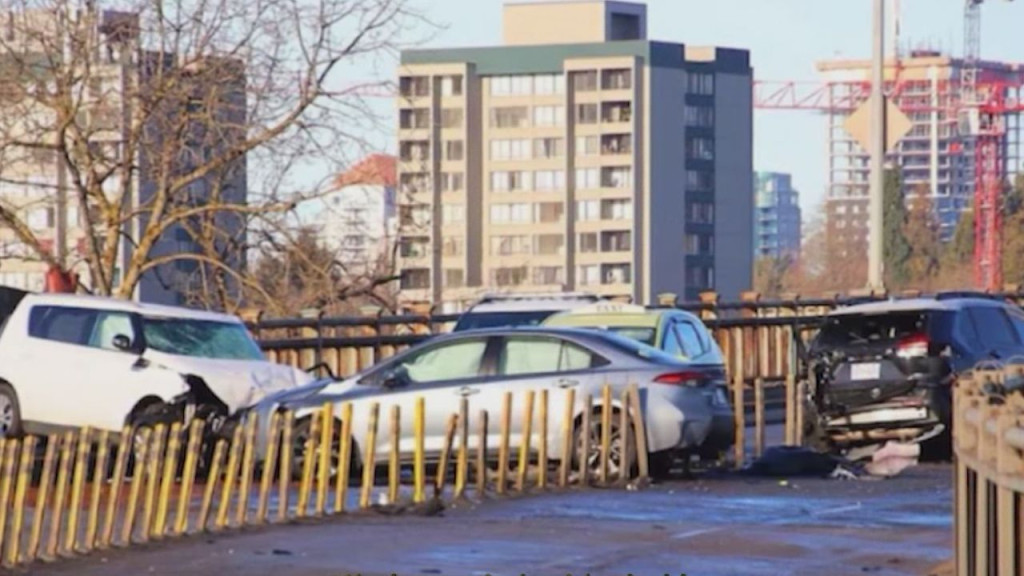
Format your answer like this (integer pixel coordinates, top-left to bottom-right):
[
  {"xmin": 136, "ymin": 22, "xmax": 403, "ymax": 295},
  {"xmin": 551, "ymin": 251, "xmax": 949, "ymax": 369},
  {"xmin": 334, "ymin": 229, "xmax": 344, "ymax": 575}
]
[
  {"xmin": 933, "ymin": 291, "xmax": 1006, "ymax": 302},
  {"xmin": 474, "ymin": 292, "xmax": 601, "ymax": 305}
]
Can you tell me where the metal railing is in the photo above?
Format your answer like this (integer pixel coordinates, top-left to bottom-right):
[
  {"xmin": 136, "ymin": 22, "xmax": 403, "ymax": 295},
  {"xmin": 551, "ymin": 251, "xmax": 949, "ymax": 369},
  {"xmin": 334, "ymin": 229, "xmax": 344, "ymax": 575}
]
[
  {"xmin": 953, "ymin": 365, "xmax": 1024, "ymax": 575},
  {"xmin": 0, "ymin": 384, "xmax": 649, "ymax": 569}
]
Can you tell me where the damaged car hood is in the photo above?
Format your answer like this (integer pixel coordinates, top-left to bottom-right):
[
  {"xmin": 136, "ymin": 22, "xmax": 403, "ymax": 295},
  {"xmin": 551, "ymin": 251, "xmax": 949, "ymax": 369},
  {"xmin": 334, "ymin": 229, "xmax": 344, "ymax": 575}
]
[{"xmin": 144, "ymin": 351, "xmax": 315, "ymax": 414}]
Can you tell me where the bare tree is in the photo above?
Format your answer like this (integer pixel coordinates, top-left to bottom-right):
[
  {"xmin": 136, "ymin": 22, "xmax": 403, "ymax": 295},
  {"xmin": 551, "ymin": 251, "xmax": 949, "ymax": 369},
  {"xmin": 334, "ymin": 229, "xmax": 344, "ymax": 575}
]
[{"xmin": 0, "ymin": 0, "xmax": 423, "ymax": 310}]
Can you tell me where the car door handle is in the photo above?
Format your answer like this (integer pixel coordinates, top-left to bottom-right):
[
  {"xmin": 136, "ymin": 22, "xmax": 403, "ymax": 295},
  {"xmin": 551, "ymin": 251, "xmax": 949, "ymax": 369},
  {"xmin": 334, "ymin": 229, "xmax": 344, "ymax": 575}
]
[
  {"xmin": 556, "ymin": 378, "xmax": 578, "ymax": 389},
  {"xmin": 456, "ymin": 386, "xmax": 480, "ymax": 397}
]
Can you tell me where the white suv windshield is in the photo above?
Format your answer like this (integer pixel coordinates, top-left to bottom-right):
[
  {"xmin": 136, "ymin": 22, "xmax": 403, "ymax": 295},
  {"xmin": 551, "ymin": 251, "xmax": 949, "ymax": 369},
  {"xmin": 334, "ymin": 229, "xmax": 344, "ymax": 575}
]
[{"xmin": 142, "ymin": 317, "xmax": 264, "ymax": 360}]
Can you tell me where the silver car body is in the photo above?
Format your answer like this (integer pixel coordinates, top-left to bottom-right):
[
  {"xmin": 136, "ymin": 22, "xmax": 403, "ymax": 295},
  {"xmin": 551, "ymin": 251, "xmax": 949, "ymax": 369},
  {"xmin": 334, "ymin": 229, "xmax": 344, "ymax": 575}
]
[{"xmin": 250, "ymin": 327, "xmax": 714, "ymax": 466}]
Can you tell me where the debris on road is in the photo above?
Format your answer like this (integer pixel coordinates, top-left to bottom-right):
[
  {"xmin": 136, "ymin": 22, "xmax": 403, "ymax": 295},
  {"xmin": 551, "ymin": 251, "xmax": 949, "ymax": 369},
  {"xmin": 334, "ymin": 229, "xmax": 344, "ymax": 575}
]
[{"xmin": 740, "ymin": 443, "xmax": 920, "ymax": 480}]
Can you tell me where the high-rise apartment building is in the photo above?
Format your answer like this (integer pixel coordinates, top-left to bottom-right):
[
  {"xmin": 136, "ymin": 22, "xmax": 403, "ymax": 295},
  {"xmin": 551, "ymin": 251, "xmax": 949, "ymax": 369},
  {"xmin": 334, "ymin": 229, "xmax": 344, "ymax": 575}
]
[
  {"xmin": 754, "ymin": 172, "xmax": 801, "ymax": 260},
  {"xmin": 818, "ymin": 51, "xmax": 1021, "ymax": 252},
  {"xmin": 395, "ymin": 0, "xmax": 753, "ymax": 310}
]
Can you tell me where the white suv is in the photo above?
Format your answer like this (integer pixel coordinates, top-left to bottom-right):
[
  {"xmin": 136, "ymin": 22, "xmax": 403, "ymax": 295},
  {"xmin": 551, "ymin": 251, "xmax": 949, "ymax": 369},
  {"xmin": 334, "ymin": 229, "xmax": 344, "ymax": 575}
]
[
  {"xmin": 452, "ymin": 292, "xmax": 604, "ymax": 332},
  {"xmin": 0, "ymin": 293, "xmax": 312, "ymax": 439}
]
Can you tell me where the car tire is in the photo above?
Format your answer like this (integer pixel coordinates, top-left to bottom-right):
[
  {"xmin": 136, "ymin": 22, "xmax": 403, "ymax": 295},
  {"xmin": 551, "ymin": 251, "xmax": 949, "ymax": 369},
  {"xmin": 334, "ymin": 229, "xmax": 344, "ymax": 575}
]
[
  {"xmin": 647, "ymin": 450, "xmax": 674, "ymax": 479},
  {"xmin": 290, "ymin": 416, "xmax": 359, "ymax": 483},
  {"xmin": 0, "ymin": 383, "xmax": 22, "ymax": 438},
  {"xmin": 573, "ymin": 409, "xmax": 636, "ymax": 480},
  {"xmin": 128, "ymin": 403, "xmax": 182, "ymax": 477}
]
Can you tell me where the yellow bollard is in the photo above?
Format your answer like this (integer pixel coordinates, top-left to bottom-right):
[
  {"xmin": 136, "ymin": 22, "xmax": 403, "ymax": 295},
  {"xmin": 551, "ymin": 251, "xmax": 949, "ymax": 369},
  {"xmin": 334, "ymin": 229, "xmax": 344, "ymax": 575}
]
[
  {"xmin": 27, "ymin": 435, "xmax": 58, "ymax": 562},
  {"xmin": 7, "ymin": 436, "xmax": 35, "ymax": 566},
  {"xmin": 412, "ymin": 398, "xmax": 425, "ymax": 504},
  {"xmin": 100, "ymin": 427, "xmax": 131, "ymax": 549},
  {"xmin": 754, "ymin": 377, "xmax": 765, "ymax": 459},
  {"xmin": 618, "ymin": 391, "xmax": 632, "ymax": 483},
  {"xmin": 296, "ymin": 413, "xmax": 320, "ymax": 518},
  {"xmin": 46, "ymin": 433, "xmax": 75, "ymax": 558},
  {"xmin": 579, "ymin": 394, "xmax": 593, "ymax": 486},
  {"xmin": 256, "ymin": 413, "xmax": 281, "ymax": 524},
  {"xmin": 174, "ymin": 419, "xmax": 205, "ymax": 536},
  {"xmin": 119, "ymin": 429, "xmax": 149, "ymax": 546},
  {"xmin": 388, "ymin": 405, "xmax": 401, "ymax": 505},
  {"xmin": 733, "ymin": 375, "xmax": 746, "ymax": 468},
  {"xmin": 84, "ymin": 430, "xmax": 110, "ymax": 551},
  {"xmin": 559, "ymin": 388, "xmax": 576, "ymax": 488},
  {"xmin": 455, "ymin": 397, "xmax": 469, "ymax": 499},
  {"xmin": 599, "ymin": 386, "xmax": 612, "ymax": 485},
  {"xmin": 476, "ymin": 409, "xmax": 489, "ymax": 498},
  {"xmin": 359, "ymin": 403, "xmax": 380, "ymax": 509},
  {"xmin": 197, "ymin": 440, "xmax": 227, "ymax": 532},
  {"xmin": 516, "ymin": 390, "xmax": 535, "ymax": 493},
  {"xmin": 333, "ymin": 403, "xmax": 353, "ymax": 514},
  {"xmin": 537, "ymin": 390, "xmax": 548, "ymax": 489},
  {"xmin": 215, "ymin": 425, "xmax": 245, "ymax": 530},
  {"xmin": 0, "ymin": 440, "xmax": 19, "ymax": 560},
  {"xmin": 496, "ymin": 392, "xmax": 512, "ymax": 495},
  {"xmin": 277, "ymin": 411, "xmax": 294, "ymax": 523},
  {"xmin": 139, "ymin": 425, "xmax": 166, "ymax": 544},
  {"xmin": 237, "ymin": 415, "xmax": 259, "ymax": 525},
  {"xmin": 315, "ymin": 403, "xmax": 333, "ymax": 516},
  {"xmin": 65, "ymin": 427, "xmax": 92, "ymax": 554},
  {"xmin": 628, "ymin": 385, "xmax": 649, "ymax": 479},
  {"xmin": 784, "ymin": 373, "xmax": 797, "ymax": 445},
  {"xmin": 435, "ymin": 414, "xmax": 458, "ymax": 497},
  {"xmin": 154, "ymin": 422, "xmax": 182, "ymax": 540}
]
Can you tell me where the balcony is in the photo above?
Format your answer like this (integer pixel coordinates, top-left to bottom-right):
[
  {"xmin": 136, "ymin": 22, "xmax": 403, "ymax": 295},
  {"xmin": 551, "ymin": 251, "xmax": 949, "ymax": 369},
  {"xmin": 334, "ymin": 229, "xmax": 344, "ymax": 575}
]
[
  {"xmin": 600, "ymin": 231, "xmax": 631, "ymax": 253},
  {"xmin": 601, "ymin": 101, "xmax": 632, "ymax": 124},
  {"xmin": 601, "ymin": 134, "xmax": 632, "ymax": 156}
]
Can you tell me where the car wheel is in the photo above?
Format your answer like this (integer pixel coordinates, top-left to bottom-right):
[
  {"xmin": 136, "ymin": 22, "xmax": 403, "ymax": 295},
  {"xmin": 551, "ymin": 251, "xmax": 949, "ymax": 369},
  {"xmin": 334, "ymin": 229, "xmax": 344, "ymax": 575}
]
[
  {"xmin": 0, "ymin": 383, "xmax": 22, "ymax": 438},
  {"xmin": 290, "ymin": 417, "xmax": 358, "ymax": 482},
  {"xmin": 573, "ymin": 410, "xmax": 635, "ymax": 480},
  {"xmin": 647, "ymin": 450, "xmax": 674, "ymax": 479},
  {"xmin": 128, "ymin": 403, "xmax": 181, "ymax": 476}
]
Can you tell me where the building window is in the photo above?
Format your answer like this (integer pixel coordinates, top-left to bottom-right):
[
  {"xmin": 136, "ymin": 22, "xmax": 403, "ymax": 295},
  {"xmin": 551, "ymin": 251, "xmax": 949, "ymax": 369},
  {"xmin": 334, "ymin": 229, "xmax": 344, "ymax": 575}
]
[
  {"xmin": 490, "ymin": 138, "xmax": 531, "ymax": 161},
  {"xmin": 601, "ymin": 69, "xmax": 631, "ymax": 90},
  {"xmin": 575, "ymin": 168, "xmax": 599, "ymax": 190},
  {"xmin": 400, "ymin": 140, "xmax": 429, "ymax": 162},
  {"xmin": 575, "ymin": 136, "xmax": 599, "ymax": 156},
  {"xmin": 689, "ymin": 202, "xmax": 714, "ymax": 224},
  {"xmin": 571, "ymin": 70, "xmax": 598, "ymax": 92},
  {"xmin": 601, "ymin": 101, "xmax": 631, "ymax": 123},
  {"xmin": 399, "ymin": 173, "xmax": 430, "ymax": 195},
  {"xmin": 490, "ymin": 235, "xmax": 531, "ymax": 256},
  {"xmin": 687, "ymin": 72, "xmax": 714, "ymax": 95},
  {"xmin": 601, "ymin": 199, "xmax": 632, "ymax": 220},
  {"xmin": 400, "ymin": 268, "xmax": 430, "ymax": 289},
  {"xmin": 603, "ymin": 264, "xmax": 631, "ymax": 285},
  {"xmin": 490, "ymin": 106, "xmax": 530, "ymax": 129},
  {"xmin": 399, "ymin": 108, "xmax": 430, "ymax": 129},
  {"xmin": 578, "ymin": 265, "xmax": 600, "ymax": 286},
  {"xmin": 444, "ymin": 140, "xmax": 464, "ymax": 161},
  {"xmin": 684, "ymin": 105, "xmax": 714, "ymax": 128},
  {"xmin": 686, "ymin": 170, "xmax": 715, "ymax": 192},
  {"xmin": 490, "ymin": 170, "xmax": 532, "ymax": 192},
  {"xmin": 440, "ymin": 75, "xmax": 463, "ymax": 97},
  {"xmin": 442, "ymin": 237, "xmax": 463, "ymax": 256},
  {"xmin": 532, "ymin": 105, "xmax": 564, "ymax": 127},
  {"xmin": 533, "ymin": 74, "xmax": 564, "ymax": 95},
  {"xmin": 442, "ymin": 204, "xmax": 465, "ymax": 224},
  {"xmin": 536, "ymin": 202, "xmax": 564, "ymax": 224},
  {"xmin": 576, "ymin": 200, "xmax": 600, "ymax": 221},
  {"xmin": 601, "ymin": 231, "xmax": 631, "ymax": 252},
  {"xmin": 491, "ymin": 75, "xmax": 533, "ymax": 96},
  {"xmin": 534, "ymin": 170, "xmax": 565, "ymax": 191},
  {"xmin": 533, "ymin": 266, "xmax": 564, "ymax": 286},
  {"xmin": 685, "ymin": 234, "xmax": 699, "ymax": 255},
  {"xmin": 686, "ymin": 137, "xmax": 714, "ymax": 161},
  {"xmin": 576, "ymin": 103, "xmax": 598, "ymax": 124},
  {"xmin": 536, "ymin": 234, "xmax": 564, "ymax": 255},
  {"xmin": 400, "ymin": 237, "xmax": 430, "ymax": 258},
  {"xmin": 578, "ymin": 233, "xmax": 598, "ymax": 253},
  {"xmin": 399, "ymin": 204, "xmax": 431, "ymax": 227},
  {"xmin": 491, "ymin": 266, "xmax": 528, "ymax": 287},
  {"xmin": 601, "ymin": 167, "xmax": 632, "ymax": 188},
  {"xmin": 490, "ymin": 203, "xmax": 532, "ymax": 223},
  {"xmin": 441, "ymin": 108, "xmax": 464, "ymax": 128},
  {"xmin": 601, "ymin": 134, "xmax": 631, "ymax": 155},
  {"xmin": 441, "ymin": 172, "xmax": 464, "ymax": 192},
  {"xmin": 444, "ymin": 269, "xmax": 465, "ymax": 288},
  {"xmin": 399, "ymin": 76, "xmax": 429, "ymax": 97},
  {"xmin": 534, "ymin": 138, "xmax": 564, "ymax": 159}
]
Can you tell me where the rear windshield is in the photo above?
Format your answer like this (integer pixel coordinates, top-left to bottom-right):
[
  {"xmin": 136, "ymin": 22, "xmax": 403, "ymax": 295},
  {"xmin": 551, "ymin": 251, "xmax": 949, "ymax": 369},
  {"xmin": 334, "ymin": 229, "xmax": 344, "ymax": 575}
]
[
  {"xmin": 595, "ymin": 331, "xmax": 683, "ymax": 364},
  {"xmin": 814, "ymin": 311, "xmax": 931, "ymax": 348},
  {"xmin": 453, "ymin": 311, "xmax": 556, "ymax": 331}
]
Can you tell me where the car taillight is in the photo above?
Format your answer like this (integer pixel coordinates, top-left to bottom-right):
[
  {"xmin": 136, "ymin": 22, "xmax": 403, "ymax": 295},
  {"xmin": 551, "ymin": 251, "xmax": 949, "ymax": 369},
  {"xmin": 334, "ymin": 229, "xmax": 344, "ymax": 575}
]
[
  {"xmin": 896, "ymin": 333, "xmax": 929, "ymax": 359},
  {"xmin": 653, "ymin": 371, "xmax": 704, "ymax": 386}
]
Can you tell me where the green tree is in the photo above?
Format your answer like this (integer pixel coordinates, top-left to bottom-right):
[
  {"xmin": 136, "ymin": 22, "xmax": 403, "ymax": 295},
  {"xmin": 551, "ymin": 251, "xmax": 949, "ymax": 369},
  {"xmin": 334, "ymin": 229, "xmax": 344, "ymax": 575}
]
[
  {"xmin": 1002, "ymin": 175, "xmax": 1024, "ymax": 286},
  {"xmin": 883, "ymin": 169, "xmax": 911, "ymax": 288}
]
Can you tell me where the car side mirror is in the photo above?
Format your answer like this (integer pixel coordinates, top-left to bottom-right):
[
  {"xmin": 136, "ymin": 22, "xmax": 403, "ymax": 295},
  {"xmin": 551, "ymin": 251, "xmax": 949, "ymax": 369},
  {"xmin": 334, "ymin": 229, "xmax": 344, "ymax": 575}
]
[
  {"xmin": 381, "ymin": 367, "xmax": 409, "ymax": 389},
  {"xmin": 112, "ymin": 334, "xmax": 134, "ymax": 352}
]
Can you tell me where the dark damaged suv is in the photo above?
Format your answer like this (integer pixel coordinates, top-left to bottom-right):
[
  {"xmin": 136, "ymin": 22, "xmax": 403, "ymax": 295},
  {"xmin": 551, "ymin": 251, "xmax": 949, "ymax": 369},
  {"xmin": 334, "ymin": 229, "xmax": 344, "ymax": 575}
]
[{"xmin": 807, "ymin": 293, "xmax": 1024, "ymax": 458}]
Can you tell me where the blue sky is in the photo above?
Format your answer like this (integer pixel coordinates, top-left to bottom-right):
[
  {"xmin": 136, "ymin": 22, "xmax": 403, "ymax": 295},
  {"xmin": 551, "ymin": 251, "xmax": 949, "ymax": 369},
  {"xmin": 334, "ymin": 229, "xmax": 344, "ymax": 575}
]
[{"xmin": 364, "ymin": 0, "xmax": 1024, "ymax": 217}]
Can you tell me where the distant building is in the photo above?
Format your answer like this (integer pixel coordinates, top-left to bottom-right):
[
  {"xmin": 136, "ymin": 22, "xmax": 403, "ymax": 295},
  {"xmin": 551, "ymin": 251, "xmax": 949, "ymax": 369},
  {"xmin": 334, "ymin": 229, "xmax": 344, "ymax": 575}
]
[
  {"xmin": 395, "ymin": 0, "xmax": 754, "ymax": 310},
  {"xmin": 754, "ymin": 172, "xmax": 801, "ymax": 259},
  {"xmin": 314, "ymin": 154, "xmax": 397, "ymax": 273}
]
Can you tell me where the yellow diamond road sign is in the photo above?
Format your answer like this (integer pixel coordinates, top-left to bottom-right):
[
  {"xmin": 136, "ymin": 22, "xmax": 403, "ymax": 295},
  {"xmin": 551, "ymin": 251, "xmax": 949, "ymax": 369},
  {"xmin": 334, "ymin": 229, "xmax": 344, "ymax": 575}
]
[{"xmin": 844, "ymin": 96, "xmax": 913, "ymax": 154}]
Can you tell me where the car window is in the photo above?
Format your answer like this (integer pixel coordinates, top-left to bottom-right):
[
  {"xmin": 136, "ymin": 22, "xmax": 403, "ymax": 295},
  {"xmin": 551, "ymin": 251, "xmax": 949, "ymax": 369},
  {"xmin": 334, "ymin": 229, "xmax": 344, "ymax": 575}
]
[
  {"xmin": 967, "ymin": 306, "xmax": 1019, "ymax": 350},
  {"xmin": 675, "ymin": 322, "xmax": 706, "ymax": 357},
  {"xmin": 28, "ymin": 306, "xmax": 97, "ymax": 346},
  {"xmin": 398, "ymin": 339, "xmax": 487, "ymax": 384},
  {"xmin": 498, "ymin": 336, "xmax": 595, "ymax": 376},
  {"xmin": 89, "ymin": 312, "xmax": 135, "ymax": 351},
  {"xmin": 142, "ymin": 317, "xmax": 264, "ymax": 360},
  {"xmin": 661, "ymin": 323, "xmax": 685, "ymax": 356}
]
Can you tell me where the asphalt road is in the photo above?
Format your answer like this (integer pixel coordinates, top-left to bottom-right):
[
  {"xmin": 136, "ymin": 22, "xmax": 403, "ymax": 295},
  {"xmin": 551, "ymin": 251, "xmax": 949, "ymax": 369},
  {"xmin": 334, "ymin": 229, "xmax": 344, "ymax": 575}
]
[{"xmin": 20, "ymin": 462, "xmax": 953, "ymax": 576}]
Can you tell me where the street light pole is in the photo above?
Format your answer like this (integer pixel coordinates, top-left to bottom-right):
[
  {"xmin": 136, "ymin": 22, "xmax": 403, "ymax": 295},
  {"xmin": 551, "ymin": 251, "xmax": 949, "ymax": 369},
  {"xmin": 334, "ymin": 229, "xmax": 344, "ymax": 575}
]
[{"xmin": 867, "ymin": 0, "xmax": 886, "ymax": 291}]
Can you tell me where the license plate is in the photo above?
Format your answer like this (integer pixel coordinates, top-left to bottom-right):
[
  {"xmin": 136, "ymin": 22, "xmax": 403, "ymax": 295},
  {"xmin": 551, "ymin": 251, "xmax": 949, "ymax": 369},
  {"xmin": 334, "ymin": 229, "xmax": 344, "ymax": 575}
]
[{"xmin": 850, "ymin": 362, "xmax": 881, "ymax": 381}]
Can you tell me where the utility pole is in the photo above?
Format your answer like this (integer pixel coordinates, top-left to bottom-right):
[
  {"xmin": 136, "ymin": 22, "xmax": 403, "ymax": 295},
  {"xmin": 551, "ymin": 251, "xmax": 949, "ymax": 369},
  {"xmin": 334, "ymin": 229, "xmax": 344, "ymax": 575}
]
[{"xmin": 867, "ymin": 0, "xmax": 886, "ymax": 291}]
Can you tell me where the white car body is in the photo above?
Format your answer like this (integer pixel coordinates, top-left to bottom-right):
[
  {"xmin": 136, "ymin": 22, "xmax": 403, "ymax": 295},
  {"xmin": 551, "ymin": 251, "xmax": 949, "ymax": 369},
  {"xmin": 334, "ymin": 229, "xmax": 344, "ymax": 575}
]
[{"xmin": 0, "ymin": 293, "xmax": 312, "ymax": 435}]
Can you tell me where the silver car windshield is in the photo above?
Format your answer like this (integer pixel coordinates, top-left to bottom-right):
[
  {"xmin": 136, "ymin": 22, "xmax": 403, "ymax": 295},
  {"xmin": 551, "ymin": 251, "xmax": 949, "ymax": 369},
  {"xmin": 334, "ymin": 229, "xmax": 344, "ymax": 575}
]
[{"xmin": 142, "ymin": 317, "xmax": 265, "ymax": 360}]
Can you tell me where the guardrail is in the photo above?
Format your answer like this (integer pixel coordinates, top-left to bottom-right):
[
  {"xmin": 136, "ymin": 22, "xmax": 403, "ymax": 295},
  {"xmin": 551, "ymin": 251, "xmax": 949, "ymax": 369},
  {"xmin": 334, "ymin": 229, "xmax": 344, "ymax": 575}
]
[
  {"xmin": 0, "ymin": 384, "xmax": 649, "ymax": 569},
  {"xmin": 953, "ymin": 366, "xmax": 1024, "ymax": 575}
]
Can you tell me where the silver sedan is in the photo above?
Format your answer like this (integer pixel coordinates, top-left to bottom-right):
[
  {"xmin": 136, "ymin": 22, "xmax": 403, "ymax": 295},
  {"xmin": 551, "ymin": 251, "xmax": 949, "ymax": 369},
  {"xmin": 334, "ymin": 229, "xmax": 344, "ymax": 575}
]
[{"xmin": 249, "ymin": 327, "xmax": 715, "ymax": 476}]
